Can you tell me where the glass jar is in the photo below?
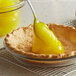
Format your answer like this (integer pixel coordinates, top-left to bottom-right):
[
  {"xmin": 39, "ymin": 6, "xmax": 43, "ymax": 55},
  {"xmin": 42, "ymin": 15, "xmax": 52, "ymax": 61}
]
[{"xmin": 0, "ymin": 0, "xmax": 25, "ymax": 37}]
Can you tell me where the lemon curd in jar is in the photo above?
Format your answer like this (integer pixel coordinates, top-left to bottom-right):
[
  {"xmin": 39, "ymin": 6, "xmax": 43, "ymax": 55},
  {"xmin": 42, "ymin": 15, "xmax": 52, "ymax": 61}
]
[{"xmin": 0, "ymin": 0, "xmax": 20, "ymax": 36}]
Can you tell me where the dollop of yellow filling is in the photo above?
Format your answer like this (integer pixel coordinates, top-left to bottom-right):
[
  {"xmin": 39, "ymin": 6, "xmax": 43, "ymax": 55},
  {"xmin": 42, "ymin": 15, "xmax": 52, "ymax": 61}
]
[{"xmin": 32, "ymin": 18, "xmax": 64, "ymax": 55}]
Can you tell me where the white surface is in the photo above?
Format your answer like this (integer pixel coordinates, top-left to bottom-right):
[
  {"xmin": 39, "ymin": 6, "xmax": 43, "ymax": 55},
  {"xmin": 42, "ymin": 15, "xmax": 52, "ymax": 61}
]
[
  {"xmin": 0, "ymin": 59, "xmax": 37, "ymax": 76},
  {"xmin": 0, "ymin": 0, "xmax": 76, "ymax": 76}
]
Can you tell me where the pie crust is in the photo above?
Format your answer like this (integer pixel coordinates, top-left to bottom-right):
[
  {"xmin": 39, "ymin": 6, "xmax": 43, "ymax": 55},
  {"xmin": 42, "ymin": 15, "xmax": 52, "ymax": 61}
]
[{"xmin": 5, "ymin": 23, "xmax": 76, "ymax": 59}]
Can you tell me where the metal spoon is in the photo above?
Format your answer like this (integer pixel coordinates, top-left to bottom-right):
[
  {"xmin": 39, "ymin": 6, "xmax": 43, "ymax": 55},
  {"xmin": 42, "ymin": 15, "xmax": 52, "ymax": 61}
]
[{"xmin": 27, "ymin": 0, "xmax": 37, "ymax": 18}]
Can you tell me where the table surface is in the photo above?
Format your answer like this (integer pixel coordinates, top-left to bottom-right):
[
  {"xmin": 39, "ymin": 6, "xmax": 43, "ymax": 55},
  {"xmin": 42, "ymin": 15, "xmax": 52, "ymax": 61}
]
[{"xmin": 0, "ymin": 0, "xmax": 76, "ymax": 76}]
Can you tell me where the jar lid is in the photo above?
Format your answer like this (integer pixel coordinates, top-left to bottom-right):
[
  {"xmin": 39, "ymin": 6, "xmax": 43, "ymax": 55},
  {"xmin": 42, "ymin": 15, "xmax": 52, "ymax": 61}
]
[{"xmin": 0, "ymin": 0, "xmax": 25, "ymax": 13}]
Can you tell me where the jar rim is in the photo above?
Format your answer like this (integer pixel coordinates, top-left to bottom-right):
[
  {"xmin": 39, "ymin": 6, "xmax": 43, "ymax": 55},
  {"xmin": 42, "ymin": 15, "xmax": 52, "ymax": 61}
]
[{"xmin": 0, "ymin": 0, "xmax": 25, "ymax": 14}]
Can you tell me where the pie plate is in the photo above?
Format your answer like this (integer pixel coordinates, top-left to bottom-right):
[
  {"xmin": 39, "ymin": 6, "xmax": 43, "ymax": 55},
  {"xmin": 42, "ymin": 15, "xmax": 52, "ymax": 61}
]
[
  {"xmin": 4, "ymin": 23, "xmax": 76, "ymax": 67},
  {"xmin": 4, "ymin": 41, "xmax": 76, "ymax": 68}
]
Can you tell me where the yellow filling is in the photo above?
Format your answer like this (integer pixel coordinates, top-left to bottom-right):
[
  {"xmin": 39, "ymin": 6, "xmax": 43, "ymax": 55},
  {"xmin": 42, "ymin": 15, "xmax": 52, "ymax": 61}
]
[
  {"xmin": 32, "ymin": 17, "xmax": 64, "ymax": 55},
  {"xmin": 0, "ymin": 0, "xmax": 20, "ymax": 36}
]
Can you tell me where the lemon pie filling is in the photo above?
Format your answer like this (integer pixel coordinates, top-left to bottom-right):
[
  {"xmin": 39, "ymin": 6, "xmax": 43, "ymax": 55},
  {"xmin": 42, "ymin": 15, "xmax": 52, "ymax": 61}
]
[{"xmin": 32, "ymin": 18, "xmax": 64, "ymax": 55}]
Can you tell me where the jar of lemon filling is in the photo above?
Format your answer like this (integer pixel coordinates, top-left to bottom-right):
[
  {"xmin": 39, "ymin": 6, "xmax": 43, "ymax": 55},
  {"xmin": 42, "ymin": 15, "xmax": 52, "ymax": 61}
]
[{"xmin": 0, "ymin": 0, "xmax": 25, "ymax": 37}]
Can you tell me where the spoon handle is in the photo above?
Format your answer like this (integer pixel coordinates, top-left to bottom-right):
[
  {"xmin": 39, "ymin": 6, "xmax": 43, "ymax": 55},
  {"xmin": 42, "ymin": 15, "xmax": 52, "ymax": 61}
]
[{"xmin": 27, "ymin": 0, "xmax": 36, "ymax": 18}]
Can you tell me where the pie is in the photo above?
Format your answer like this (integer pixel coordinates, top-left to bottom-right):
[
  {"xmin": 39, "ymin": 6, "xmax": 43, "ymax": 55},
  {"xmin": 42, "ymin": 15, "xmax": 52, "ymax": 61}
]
[{"xmin": 5, "ymin": 23, "xmax": 76, "ymax": 61}]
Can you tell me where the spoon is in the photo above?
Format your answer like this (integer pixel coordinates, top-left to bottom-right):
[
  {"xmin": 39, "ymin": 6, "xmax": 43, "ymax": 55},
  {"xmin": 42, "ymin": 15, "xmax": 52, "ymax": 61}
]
[
  {"xmin": 27, "ymin": 0, "xmax": 36, "ymax": 18},
  {"xmin": 27, "ymin": 0, "xmax": 64, "ymax": 55}
]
